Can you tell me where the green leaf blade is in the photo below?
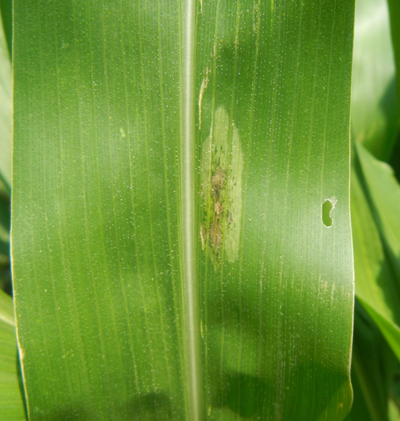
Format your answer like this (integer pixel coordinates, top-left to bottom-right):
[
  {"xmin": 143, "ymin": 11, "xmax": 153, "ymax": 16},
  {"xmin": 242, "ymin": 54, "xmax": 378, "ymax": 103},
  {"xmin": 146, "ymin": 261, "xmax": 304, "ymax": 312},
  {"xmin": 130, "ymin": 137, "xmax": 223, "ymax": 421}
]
[
  {"xmin": 14, "ymin": 1, "xmax": 186, "ymax": 418},
  {"xmin": 196, "ymin": 0, "xmax": 355, "ymax": 419}
]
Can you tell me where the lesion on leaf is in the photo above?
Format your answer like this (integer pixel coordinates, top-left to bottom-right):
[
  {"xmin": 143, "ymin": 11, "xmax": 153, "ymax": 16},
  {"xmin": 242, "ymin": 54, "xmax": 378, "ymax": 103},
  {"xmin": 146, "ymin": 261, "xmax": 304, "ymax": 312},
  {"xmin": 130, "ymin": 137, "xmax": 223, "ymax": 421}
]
[{"xmin": 199, "ymin": 107, "xmax": 244, "ymax": 268}]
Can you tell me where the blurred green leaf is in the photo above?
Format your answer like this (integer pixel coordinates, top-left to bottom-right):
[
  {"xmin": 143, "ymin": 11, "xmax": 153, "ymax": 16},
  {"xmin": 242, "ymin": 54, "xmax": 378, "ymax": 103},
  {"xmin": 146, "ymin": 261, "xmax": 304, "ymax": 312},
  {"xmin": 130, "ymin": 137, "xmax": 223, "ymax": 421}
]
[
  {"xmin": 0, "ymin": 290, "xmax": 26, "ymax": 420},
  {"xmin": 389, "ymin": 401, "xmax": 400, "ymax": 421},
  {"xmin": 346, "ymin": 301, "xmax": 397, "ymax": 421},
  {"xmin": 387, "ymin": 0, "xmax": 400, "ymax": 113},
  {"xmin": 351, "ymin": 156, "xmax": 400, "ymax": 322},
  {"xmin": 356, "ymin": 142, "xmax": 400, "ymax": 282},
  {"xmin": 350, "ymin": 5, "xmax": 400, "ymax": 416},
  {"xmin": 359, "ymin": 299, "xmax": 400, "ymax": 362},
  {"xmin": 0, "ymin": 3, "xmax": 11, "ymax": 294},
  {"xmin": 0, "ymin": 186, "xmax": 10, "ymax": 256},
  {"xmin": 352, "ymin": 142, "xmax": 400, "ymax": 361},
  {"xmin": 0, "ymin": 5, "xmax": 11, "ymax": 190},
  {"xmin": 390, "ymin": 375, "xmax": 400, "ymax": 421},
  {"xmin": 0, "ymin": 0, "xmax": 11, "ymax": 57},
  {"xmin": 12, "ymin": 0, "xmax": 355, "ymax": 419},
  {"xmin": 351, "ymin": 0, "xmax": 398, "ymax": 160},
  {"xmin": 388, "ymin": 132, "xmax": 400, "ymax": 183}
]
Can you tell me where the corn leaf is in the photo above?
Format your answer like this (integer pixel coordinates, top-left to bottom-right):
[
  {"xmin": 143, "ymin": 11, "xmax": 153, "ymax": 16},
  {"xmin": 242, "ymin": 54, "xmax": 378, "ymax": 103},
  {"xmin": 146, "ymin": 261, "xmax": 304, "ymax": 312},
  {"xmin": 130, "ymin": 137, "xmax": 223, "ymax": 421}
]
[{"xmin": 12, "ymin": 0, "xmax": 355, "ymax": 419}]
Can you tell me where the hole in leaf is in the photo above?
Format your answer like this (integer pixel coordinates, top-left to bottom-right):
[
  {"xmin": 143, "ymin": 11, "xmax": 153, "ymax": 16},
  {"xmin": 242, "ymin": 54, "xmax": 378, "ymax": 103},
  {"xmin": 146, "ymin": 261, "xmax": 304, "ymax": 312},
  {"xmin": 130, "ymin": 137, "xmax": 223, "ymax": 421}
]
[{"xmin": 322, "ymin": 199, "xmax": 334, "ymax": 227}]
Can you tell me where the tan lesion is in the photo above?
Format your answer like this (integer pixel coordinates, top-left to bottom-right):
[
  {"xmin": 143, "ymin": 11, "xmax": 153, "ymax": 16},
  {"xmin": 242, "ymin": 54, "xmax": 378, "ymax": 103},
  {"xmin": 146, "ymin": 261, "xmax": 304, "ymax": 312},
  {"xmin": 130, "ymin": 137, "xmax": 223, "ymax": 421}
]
[
  {"xmin": 211, "ymin": 168, "xmax": 226, "ymax": 200},
  {"xmin": 199, "ymin": 107, "xmax": 243, "ymax": 267},
  {"xmin": 209, "ymin": 219, "xmax": 222, "ymax": 250},
  {"xmin": 210, "ymin": 167, "xmax": 226, "ymax": 250},
  {"xmin": 200, "ymin": 167, "xmax": 228, "ymax": 265}
]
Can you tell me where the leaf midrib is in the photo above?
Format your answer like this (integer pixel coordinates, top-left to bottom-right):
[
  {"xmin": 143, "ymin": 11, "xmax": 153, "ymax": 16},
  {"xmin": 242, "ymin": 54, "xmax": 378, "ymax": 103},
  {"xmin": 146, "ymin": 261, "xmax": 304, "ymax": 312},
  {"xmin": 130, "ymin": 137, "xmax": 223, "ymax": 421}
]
[{"xmin": 181, "ymin": 0, "xmax": 203, "ymax": 420}]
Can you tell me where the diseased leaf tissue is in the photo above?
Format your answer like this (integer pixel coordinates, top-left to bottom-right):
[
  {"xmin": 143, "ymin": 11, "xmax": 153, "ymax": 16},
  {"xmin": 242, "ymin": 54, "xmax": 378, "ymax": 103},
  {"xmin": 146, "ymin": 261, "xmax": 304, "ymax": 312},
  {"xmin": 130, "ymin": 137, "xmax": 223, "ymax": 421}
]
[{"xmin": 200, "ymin": 107, "xmax": 244, "ymax": 268}]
